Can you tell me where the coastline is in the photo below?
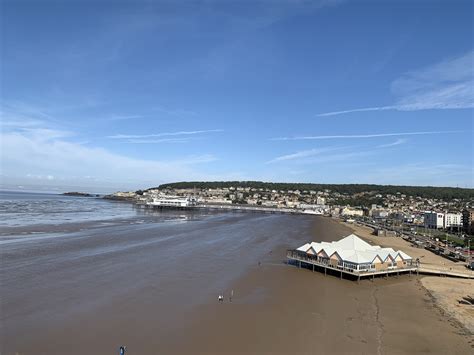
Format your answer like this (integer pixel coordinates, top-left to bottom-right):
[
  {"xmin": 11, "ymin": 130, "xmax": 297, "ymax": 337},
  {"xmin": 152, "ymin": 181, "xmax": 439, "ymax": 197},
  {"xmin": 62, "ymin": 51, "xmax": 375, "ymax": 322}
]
[{"xmin": 2, "ymin": 211, "xmax": 473, "ymax": 354}]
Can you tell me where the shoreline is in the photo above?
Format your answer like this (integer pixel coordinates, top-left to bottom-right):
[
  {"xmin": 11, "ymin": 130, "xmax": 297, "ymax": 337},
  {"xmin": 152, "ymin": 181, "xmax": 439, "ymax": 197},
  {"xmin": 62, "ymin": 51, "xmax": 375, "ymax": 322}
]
[{"xmin": 2, "ymin": 212, "xmax": 473, "ymax": 353}]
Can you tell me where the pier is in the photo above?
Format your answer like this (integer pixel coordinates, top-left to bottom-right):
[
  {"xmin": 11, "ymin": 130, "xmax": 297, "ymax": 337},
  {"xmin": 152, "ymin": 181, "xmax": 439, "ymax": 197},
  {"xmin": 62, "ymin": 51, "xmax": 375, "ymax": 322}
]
[
  {"xmin": 137, "ymin": 202, "xmax": 301, "ymax": 214},
  {"xmin": 287, "ymin": 250, "xmax": 474, "ymax": 280},
  {"xmin": 286, "ymin": 249, "xmax": 417, "ymax": 281}
]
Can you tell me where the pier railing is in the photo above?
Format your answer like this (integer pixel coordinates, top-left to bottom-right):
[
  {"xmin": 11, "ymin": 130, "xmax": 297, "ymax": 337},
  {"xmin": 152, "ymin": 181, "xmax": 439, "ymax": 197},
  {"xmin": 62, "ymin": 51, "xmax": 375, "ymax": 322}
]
[{"xmin": 286, "ymin": 249, "xmax": 416, "ymax": 276}]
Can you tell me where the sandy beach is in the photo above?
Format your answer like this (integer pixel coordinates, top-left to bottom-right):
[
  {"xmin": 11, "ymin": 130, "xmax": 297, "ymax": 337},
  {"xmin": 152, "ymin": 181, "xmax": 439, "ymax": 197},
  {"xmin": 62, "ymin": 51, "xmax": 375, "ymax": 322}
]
[
  {"xmin": 2, "ymin": 213, "xmax": 473, "ymax": 354},
  {"xmin": 168, "ymin": 217, "xmax": 473, "ymax": 354},
  {"xmin": 346, "ymin": 221, "xmax": 474, "ymax": 344}
]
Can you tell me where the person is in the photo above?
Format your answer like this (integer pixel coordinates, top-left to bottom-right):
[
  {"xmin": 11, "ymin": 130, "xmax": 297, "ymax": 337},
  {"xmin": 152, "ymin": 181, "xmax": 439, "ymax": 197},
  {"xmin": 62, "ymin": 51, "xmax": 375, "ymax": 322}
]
[
  {"xmin": 218, "ymin": 295, "xmax": 223, "ymax": 302},
  {"xmin": 229, "ymin": 289, "xmax": 234, "ymax": 302},
  {"xmin": 119, "ymin": 346, "xmax": 126, "ymax": 355}
]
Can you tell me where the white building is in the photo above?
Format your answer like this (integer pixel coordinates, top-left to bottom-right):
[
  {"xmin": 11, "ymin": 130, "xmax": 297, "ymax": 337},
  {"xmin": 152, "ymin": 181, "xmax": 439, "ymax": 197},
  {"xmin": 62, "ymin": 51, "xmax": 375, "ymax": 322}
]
[
  {"xmin": 444, "ymin": 213, "xmax": 462, "ymax": 229},
  {"xmin": 341, "ymin": 207, "xmax": 364, "ymax": 217},
  {"xmin": 149, "ymin": 196, "xmax": 196, "ymax": 207},
  {"xmin": 316, "ymin": 196, "xmax": 326, "ymax": 205},
  {"xmin": 424, "ymin": 211, "xmax": 444, "ymax": 229},
  {"xmin": 424, "ymin": 211, "xmax": 463, "ymax": 229},
  {"xmin": 292, "ymin": 234, "xmax": 413, "ymax": 273}
]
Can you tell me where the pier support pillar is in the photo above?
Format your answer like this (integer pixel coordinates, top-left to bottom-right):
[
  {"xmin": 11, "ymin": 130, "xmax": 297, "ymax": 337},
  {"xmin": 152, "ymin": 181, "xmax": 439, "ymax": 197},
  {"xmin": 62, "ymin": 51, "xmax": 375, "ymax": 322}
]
[
  {"xmin": 312, "ymin": 264, "xmax": 314, "ymax": 272},
  {"xmin": 324, "ymin": 266, "xmax": 327, "ymax": 276},
  {"xmin": 340, "ymin": 270, "xmax": 342, "ymax": 280},
  {"xmin": 298, "ymin": 261, "xmax": 301, "ymax": 269}
]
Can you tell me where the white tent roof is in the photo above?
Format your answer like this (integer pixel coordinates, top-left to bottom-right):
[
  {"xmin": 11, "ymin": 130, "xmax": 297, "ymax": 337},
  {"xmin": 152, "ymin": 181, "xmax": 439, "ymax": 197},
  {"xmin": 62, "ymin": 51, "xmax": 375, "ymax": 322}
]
[
  {"xmin": 331, "ymin": 234, "xmax": 376, "ymax": 251},
  {"xmin": 296, "ymin": 243, "xmax": 311, "ymax": 252},
  {"xmin": 296, "ymin": 234, "xmax": 412, "ymax": 264}
]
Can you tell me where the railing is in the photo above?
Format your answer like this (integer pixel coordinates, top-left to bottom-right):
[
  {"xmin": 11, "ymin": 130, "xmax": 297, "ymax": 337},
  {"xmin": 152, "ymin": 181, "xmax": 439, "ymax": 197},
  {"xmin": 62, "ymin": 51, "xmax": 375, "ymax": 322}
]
[{"xmin": 287, "ymin": 249, "xmax": 416, "ymax": 275}]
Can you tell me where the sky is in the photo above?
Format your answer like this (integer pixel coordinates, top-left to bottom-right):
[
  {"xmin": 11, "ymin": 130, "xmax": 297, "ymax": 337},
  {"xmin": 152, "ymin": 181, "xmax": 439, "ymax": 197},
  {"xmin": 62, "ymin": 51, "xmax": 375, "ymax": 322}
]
[{"xmin": 1, "ymin": 0, "xmax": 473, "ymax": 193}]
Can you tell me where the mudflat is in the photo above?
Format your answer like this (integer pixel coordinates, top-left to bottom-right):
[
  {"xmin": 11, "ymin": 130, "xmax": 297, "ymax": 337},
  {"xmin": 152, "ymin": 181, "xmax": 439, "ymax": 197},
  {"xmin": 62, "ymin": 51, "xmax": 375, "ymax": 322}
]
[
  {"xmin": 1, "ymin": 214, "xmax": 472, "ymax": 354},
  {"xmin": 171, "ymin": 218, "xmax": 473, "ymax": 355}
]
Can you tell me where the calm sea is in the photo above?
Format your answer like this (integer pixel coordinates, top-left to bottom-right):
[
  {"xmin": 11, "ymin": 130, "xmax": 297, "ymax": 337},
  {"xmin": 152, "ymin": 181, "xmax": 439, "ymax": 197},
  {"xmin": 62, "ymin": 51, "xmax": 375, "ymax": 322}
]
[
  {"xmin": 0, "ymin": 190, "xmax": 142, "ymax": 228},
  {"xmin": 0, "ymin": 190, "xmax": 318, "ymax": 353}
]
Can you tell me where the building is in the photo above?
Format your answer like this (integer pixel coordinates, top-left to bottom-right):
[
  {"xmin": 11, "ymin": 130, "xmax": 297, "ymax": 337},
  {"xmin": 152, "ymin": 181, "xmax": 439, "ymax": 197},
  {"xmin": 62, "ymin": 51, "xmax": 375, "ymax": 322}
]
[
  {"xmin": 444, "ymin": 213, "xmax": 462, "ymax": 230},
  {"xmin": 463, "ymin": 209, "xmax": 474, "ymax": 235},
  {"xmin": 424, "ymin": 211, "xmax": 463, "ymax": 230},
  {"xmin": 316, "ymin": 196, "xmax": 326, "ymax": 205},
  {"xmin": 149, "ymin": 196, "xmax": 196, "ymax": 207},
  {"xmin": 370, "ymin": 209, "xmax": 389, "ymax": 219},
  {"xmin": 424, "ymin": 211, "xmax": 444, "ymax": 229},
  {"xmin": 288, "ymin": 234, "xmax": 414, "ymax": 277},
  {"xmin": 341, "ymin": 207, "xmax": 364, "ymax": 217}
]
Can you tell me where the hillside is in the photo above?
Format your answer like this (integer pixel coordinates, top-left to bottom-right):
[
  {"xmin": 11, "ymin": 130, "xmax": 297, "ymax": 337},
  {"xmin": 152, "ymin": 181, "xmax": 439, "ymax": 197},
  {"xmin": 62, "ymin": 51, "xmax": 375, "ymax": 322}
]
[{"xmin": 155, "ymin": 181, "xmax": 474, "ymax": 201}]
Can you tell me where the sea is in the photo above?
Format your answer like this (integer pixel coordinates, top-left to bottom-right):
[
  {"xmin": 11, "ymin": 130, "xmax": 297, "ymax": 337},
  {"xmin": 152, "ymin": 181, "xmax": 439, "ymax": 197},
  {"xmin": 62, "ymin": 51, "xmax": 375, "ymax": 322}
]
[{"xmin": 0, "ymin": 190, "xmax": 317, "ymax": 354}]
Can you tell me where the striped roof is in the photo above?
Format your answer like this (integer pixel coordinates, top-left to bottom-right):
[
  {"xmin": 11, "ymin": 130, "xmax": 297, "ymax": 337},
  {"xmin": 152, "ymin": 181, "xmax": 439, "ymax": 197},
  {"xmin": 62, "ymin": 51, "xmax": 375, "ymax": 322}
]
[{"xmin": 296, "ymin": 234, "xmax": 412, "ymax": 264}]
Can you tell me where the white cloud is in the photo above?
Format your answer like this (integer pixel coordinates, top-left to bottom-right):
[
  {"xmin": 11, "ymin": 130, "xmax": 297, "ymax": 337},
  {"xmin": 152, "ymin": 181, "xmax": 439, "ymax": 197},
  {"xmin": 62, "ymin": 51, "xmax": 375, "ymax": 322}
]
[
  {"xmin": 107, "ymin": 129, "xmax": 223, "ymax": 141},
  {"xmin": 1, "ymin": 128, "xmax": 218, "ymax": 189},
  {"xmin": 317, "ymin": 106, "xmax": 396, "ymax": 117},
  {"xmin": 377, "ymin": 138, "xmax": 407, "ymax": 148},
  {"xmin": 126, "ymin": 137, "xmax": 198, "ymax": 144},
  {"xmin": 317, "ymin": 50, "xmax": 474, "ymax": 117},
  {"xmin": 266, "ymin": 146, "xmax": 377, "ymax": 165},
  {"xmin": 266, "ymin": 147, "xmax": 340, "ymax": 164},
  {"xmin": 272, "ymin": 130, "xmax": 462, "ymax": 141}
]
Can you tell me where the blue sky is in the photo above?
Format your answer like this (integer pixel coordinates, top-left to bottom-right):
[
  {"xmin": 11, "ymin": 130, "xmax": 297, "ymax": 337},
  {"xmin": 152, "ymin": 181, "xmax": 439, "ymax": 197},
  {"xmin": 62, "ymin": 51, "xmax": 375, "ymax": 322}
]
[{"xmin": 1, "ymin": 0, "xmax": 473, "ymax": 192}]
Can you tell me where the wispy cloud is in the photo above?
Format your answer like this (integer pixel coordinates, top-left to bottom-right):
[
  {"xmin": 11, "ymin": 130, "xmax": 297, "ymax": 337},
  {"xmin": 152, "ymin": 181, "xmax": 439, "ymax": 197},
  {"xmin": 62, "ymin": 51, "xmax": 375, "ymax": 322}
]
[
  {"xmin": 377, "ymin": 138, "xmax": 407, "ymax": 148},
  {"xmin": 272, "ymin": 130, "xmax": 463, "ymax": 141},
  {"xmin": 126, "ymin": 137, "xmax": 200, "ymax": 144},
  {"xmin": 107, "ymin": 114, "xmax": 144, "ymax": 121},
  {"xmin": 0, "ymin": 108, "xmax": 220, "ymax": 188},
  {"xmin": 266, "ymin": 147, "xmax": 341, "ymax": 164},
  {"xmin": 267, "ymin": 147, "xmax": 374, "ymax": 165},
  {"xmin": 317, "ymin": 106, "xmax": 396, "ymax": 117},
  {"xmin": 107, "ymin": 129, "xmax": 223, "ymax": 140},
  {"xmin": 317, "ymin": 50, "xmax": 474, "ymax": 117},
  {"xmin": 1, "ymin": 129, "xmax": 218, "ymax": 187}
]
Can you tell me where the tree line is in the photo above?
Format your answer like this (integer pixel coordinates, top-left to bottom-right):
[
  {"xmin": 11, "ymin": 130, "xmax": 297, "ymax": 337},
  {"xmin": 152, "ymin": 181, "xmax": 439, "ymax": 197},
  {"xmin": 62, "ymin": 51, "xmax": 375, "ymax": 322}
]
[{"xmin": 152, "ymin": 181, "xmax": 474, "ymax": 200}]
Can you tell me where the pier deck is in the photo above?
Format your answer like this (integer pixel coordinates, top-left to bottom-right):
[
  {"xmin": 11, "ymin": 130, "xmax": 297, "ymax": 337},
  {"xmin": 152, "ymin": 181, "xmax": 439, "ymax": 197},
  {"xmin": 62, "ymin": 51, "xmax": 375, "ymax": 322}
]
[
  {"xmin": 287, "ymin": 251, "xmax": 474, "ymax": 280},
  {"xmin": 287, "ymin": 250, "xmax": 417, "ymax": 281}
]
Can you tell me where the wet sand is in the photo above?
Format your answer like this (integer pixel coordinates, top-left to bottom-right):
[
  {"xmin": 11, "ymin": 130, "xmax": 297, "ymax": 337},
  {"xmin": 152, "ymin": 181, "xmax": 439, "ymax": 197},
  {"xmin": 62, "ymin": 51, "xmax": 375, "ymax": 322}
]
[
  {"xmin": 1, "ymin": 214, "xmax": 472, "ymax": 354},
  {"xmin": 170, "ymin": 218, "xmax": 473, "ymax": 354}
]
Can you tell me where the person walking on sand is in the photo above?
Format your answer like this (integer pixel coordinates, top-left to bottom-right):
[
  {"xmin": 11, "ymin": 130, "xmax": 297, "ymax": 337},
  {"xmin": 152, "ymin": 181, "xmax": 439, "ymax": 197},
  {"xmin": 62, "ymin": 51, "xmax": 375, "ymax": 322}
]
[
  {"xmin": 229, "ymin": 289, "xmax": 234, "ymax": 302},
  {"xmin": 218, "ymin": 294, "xmax": 223, "ymax": 302}
]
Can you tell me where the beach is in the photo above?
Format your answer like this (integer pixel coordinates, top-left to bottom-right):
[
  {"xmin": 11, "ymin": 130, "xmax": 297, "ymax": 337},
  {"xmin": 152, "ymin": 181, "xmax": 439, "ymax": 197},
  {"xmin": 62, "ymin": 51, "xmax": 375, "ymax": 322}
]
[
  {"xmin": 167, "ymin": 217, "xmax": 473, "ymax": 355},
  {"xmin": 1, "ymin": 201, "xmax": 473, "ymax": 354},
  {"xmin": 347, "ymin": 221, "xmax": 474, "ymax": 342}
]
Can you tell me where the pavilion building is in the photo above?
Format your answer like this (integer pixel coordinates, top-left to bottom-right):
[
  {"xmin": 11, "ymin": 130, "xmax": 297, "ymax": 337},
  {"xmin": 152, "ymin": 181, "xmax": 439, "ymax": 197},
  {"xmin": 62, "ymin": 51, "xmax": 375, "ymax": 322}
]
[{"xmin": 287, "ymin": 234, "xmax": 415, "ymax": 279}]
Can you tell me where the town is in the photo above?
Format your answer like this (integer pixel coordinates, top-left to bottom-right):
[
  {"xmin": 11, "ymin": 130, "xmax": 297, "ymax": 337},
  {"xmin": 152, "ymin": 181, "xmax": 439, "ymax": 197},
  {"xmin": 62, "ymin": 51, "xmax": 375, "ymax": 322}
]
[{"xmin": 108, "ymin": 181, "xmax": 474, "ymax": 261}]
